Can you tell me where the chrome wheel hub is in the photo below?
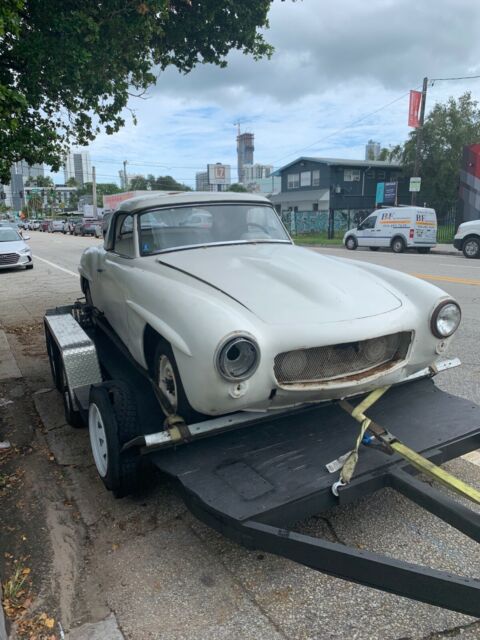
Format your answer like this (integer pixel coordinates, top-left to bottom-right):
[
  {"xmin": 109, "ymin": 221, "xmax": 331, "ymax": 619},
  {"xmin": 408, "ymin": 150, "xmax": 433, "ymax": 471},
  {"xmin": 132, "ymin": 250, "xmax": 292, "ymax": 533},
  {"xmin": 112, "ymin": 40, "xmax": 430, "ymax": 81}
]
[
  {"xmin": 89, "ymin": 403, "xmax": 108, "ymax": 477},
  {"xmin": 158, "ymin": 355, "xmax": 178, "ymax": 412}
]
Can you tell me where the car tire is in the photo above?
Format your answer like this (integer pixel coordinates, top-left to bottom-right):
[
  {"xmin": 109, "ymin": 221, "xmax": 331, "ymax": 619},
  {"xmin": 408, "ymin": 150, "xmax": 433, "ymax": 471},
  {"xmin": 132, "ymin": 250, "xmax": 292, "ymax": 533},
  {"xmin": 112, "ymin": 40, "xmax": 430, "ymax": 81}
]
[
  {"xmin": 369, "ymin": 247, "xmax": 380, "ymax": 251},
  {"xmin": 391, "ymin": 237, "xmax": 406, "ymax": 253},
  {"xmin": 462, "ymin": 237, "xmax": 480, "ymax": 259},
  {"xmin": 153, "ymin": 339, "xmax": 205, "ymax": 424},
  {"xmin": 417, "ymin": 247, "xmax": 431, "ymax": 254},
  {"xmin": 345, "ymin": 236, "xmax": 357, "ymax": 250},
  {"xmin": 88, "ymin": 381, "xmax": 140, "ymax": 497},
  {"xmin": 63, "ymin": 375, "xmax": 84, "ymax": 429}
]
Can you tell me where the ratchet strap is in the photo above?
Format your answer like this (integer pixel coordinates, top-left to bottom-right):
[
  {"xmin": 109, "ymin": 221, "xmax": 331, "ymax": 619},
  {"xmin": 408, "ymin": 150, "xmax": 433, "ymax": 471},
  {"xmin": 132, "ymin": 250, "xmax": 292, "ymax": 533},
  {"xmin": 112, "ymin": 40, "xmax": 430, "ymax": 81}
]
[{"xmin": 337, "ymin": 387, "xmax": 480, "ymax": 506}]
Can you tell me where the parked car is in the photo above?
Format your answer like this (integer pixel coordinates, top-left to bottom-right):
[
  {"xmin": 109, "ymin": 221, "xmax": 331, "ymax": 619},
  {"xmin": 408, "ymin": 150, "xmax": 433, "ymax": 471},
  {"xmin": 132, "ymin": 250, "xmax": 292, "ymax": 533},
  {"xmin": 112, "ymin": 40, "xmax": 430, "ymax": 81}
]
[
  {"xmin": 0, "ymin": 220, "xmax": 19, "ymax": 231},
  {"xmin": 453, "ymin": 220, "xmax": 480, "ymax": 258},
  {"xmin": 0, "ymin": 226, "xmax": 33, "ymax": 270},
  {"xmin": 39, "ymin": 220, "xmax": 50, "ymax": 232},
  {"xmin": 27, "ymin": 219, "xmax": 42, "ymax": 230},
  {"xmin": 79, "ymin": 192, "xmax": 461, "ymax": 422},
  {"xmin": 74, "ymin": 220, "xmax": 97, "ymax": 236},
  {"xmin": 343, "ymin": 206, "xmax": 437, "ymax": 253},
  {"xmin": 64, "ymin": 218, "xmax": 80, "ymax": 235},
  {"xmin": 48, "ymin": 219, "xmax": 65, "ymax": 233}
]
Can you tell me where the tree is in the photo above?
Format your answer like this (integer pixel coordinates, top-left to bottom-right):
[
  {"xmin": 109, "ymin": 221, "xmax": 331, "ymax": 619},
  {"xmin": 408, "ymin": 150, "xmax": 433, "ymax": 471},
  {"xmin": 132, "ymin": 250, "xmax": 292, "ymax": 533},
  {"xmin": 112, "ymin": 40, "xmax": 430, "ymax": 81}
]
[
  {"xmin": 66, "ymin": 177, "xmax": 78, "ymax": 188},
  {"xmin": 78, "ymin": 182, "xmax": 121, "ymax": 197},
  {"xmin": 27, "ymin": 192, "xmax": 43, "ymax": 215},
  {"xmin": 1, "ymin": 1, "xmax": 275, "ymax": 183},
  {"xmin": 227, "ymin": 183, "xmax": 247, "ymax": 192},
  {"xmin": 401, "ymin": 92, "xmax": 480, "ymax": 215},
  {"xmin": 154, "ymin": 175, "xmax": 191, "ymax": 191}
]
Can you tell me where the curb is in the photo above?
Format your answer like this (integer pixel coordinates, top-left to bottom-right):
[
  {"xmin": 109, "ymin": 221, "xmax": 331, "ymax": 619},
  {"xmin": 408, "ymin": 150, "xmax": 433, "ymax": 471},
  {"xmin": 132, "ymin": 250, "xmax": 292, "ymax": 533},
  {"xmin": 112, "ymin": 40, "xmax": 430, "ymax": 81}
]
[
  {"xmin": 0, "ymin": 585, "xmax": 8, "ymax": 640},
  {"xmin": 299, "ymin": 243, "xmax": 462, "ymax": 257}
]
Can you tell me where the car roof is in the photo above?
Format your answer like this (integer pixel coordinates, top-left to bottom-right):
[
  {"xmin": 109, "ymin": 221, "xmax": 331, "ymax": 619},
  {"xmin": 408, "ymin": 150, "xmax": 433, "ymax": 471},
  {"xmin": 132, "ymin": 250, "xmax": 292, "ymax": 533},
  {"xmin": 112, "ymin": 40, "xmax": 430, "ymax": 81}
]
[{"xmin": 117, "ymin": 190, "xmax": 271, "ymax": 213}]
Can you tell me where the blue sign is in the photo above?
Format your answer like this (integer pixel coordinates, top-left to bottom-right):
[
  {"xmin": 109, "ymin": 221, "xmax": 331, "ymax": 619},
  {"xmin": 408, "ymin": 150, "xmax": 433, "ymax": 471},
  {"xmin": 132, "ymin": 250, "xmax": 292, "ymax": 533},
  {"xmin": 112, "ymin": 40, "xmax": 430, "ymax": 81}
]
[
  {"xmin": 384, "ymin": 181, "xmax": 397, "ymax": 205},
  {"xmin": 376, "ymin": 182, "xmax": 384, "ymax": 205}
]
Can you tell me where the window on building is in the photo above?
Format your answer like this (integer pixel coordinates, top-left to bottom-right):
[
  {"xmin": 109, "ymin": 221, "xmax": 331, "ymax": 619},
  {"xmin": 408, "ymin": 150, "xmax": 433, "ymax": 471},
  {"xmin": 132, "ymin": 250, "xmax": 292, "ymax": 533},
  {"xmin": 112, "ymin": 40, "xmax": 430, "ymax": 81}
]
[
  {"xmin": 300, "ymin": 171, "xmax": 311, "ymax": 187},
  {"xmin": 287, "ymin": 173, "xmax": 300, "ymax": 189},
  {"xmin": 313, "ymin": 203, "xmax": 319, "ymax": 211},
  {"xmin": 389, "ymin": 172, "xmax": 401, "ymax": 181},
  {"xmin": 377, "ymin": 170, "xmax": 386, "ymax": 180},
  {"xmin": 344, "ymin": 169, "xmax": 361, "ymax": 182},
  {"xmin": 365, "ymin": 170, "xmax": 375, "ymax": 179},
  {"xmin": 312, "ymin": 170, "xmax": 320, "ymax": 186}
]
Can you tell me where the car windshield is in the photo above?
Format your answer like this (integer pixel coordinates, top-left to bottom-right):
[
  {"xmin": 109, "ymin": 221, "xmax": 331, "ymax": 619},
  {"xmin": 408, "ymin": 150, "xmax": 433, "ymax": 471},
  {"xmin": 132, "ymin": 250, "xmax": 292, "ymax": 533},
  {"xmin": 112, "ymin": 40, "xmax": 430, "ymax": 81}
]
[
  {"xmin": 138, "ymin": 204, "xmax": 290, "ymax": 255},
  {"xmin": 0, "ymin": 228, "xmax": 21, "ymax": 242}
]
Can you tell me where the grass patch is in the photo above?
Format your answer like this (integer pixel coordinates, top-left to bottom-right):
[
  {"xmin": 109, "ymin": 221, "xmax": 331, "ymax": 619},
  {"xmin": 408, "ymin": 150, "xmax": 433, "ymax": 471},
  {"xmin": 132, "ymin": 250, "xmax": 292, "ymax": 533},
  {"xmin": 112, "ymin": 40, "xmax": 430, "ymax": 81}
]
[
  {"xmin": 294, "ymin": 233, "xmax": 343, "ymax": 245},
  {"xmin": 3, "ymin": 565, "xmax": 30, "ymax": 600}
]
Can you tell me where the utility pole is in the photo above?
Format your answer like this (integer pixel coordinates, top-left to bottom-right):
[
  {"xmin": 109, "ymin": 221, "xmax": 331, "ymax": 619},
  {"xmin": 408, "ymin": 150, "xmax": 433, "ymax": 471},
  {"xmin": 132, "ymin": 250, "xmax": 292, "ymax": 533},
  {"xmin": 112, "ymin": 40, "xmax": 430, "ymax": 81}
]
[
  {"xmin": 411, "ymin": 76, "xmax": 428, "ymax": 206},
  {"xmin": 123, "ymin": 160, "xmax": 128, "ymax": 190},
  {"xmin": 92, "ymin": 166, "xmax": 97, "ymax": 219}
]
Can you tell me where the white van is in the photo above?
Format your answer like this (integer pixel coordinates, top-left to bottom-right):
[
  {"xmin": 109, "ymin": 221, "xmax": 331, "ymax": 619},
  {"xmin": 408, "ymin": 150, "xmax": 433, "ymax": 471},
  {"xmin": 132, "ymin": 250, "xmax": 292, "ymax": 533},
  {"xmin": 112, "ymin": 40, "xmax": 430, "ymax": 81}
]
[{"xmin": 343, "ymin": 206, "xmax": 437, "ymax": 253}]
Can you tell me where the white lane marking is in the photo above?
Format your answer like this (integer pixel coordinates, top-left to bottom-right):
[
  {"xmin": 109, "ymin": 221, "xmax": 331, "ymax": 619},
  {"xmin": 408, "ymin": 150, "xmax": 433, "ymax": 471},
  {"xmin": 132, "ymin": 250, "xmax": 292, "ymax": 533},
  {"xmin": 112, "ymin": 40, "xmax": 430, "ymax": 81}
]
[
  {"xmin": 438, "ymin": 262, "xmax": 480, "ymax": 270},
  {"xmin": 34, "ymin": 255, "xmax": 78, "ymax": 278}
]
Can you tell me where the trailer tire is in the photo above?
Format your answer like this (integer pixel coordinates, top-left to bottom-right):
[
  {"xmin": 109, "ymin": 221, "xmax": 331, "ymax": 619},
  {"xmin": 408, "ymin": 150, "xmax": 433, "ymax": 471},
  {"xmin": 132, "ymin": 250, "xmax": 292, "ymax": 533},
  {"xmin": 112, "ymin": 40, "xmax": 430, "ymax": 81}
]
[
  {"xmin": 45, "ymin": 327, "xmax": 64, "ymax": 392},
  {"xmin": 88, "ymin": 381, "xmax": 140, "ymax": 497}
]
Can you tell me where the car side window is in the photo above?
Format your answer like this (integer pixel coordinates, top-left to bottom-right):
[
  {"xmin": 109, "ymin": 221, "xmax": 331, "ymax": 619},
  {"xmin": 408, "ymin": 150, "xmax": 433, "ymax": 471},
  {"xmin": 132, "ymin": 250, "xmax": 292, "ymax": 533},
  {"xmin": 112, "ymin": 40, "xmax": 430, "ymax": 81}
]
[
  {"xmin": 114, "ymin": 214, "xmax": 135, "ymax": 257},
  {"xmin": 360, "ymin": 216, "xmax": 376, "ymax": 230}
]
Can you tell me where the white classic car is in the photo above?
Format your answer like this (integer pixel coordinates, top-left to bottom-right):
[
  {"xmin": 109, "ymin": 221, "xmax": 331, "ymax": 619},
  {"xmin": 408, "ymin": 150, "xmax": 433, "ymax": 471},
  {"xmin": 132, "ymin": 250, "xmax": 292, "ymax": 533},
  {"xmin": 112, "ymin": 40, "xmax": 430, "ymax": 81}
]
[{"xmin": 79, "ymin": 192, "xmax": 461, "ymax": 422}]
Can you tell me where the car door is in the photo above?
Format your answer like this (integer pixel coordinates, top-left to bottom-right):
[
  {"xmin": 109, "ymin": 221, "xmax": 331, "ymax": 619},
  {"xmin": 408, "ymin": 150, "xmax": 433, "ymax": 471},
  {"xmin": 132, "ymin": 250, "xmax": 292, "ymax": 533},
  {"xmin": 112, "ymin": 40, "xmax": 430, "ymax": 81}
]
[
  {"xmin": 356, "ymin": 215, "xmax": 377, "ymax": 247},
  {"xmin": 94, "ymin": 213, "xmax": 137, "ymax": 348}
]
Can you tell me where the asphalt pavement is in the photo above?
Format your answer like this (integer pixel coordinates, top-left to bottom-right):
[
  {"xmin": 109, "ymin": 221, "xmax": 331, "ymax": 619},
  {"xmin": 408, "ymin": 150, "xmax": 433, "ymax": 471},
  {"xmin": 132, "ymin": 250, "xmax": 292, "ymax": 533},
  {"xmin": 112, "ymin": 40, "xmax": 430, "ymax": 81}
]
[{"xmin": 0, "ymin": 232, "xmax": 479, "ymax": 640}]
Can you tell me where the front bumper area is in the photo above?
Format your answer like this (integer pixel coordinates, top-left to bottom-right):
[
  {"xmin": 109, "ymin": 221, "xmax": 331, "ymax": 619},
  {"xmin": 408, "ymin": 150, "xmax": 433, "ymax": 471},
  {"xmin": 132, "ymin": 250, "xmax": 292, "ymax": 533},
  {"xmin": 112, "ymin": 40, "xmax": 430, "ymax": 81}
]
[{"xmin": 453, "ymin": 238, "xmax": 463, "ymax": 251}]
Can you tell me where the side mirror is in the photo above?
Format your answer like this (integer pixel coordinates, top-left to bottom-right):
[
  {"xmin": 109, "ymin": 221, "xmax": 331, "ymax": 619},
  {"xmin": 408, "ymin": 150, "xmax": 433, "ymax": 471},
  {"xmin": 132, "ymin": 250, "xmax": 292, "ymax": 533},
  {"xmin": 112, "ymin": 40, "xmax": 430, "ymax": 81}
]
[{"xmin": 23, "ymin": 234, "xmax": 31, "ymax": 240}]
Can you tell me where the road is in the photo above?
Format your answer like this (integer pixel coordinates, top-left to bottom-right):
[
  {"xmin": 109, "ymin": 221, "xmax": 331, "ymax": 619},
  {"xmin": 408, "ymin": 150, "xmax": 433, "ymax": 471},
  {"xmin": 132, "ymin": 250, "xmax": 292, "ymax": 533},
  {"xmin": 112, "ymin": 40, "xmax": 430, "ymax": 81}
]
[{"xmin": 0, "ymin": 232, "xmax": 479, "ymax": 640}]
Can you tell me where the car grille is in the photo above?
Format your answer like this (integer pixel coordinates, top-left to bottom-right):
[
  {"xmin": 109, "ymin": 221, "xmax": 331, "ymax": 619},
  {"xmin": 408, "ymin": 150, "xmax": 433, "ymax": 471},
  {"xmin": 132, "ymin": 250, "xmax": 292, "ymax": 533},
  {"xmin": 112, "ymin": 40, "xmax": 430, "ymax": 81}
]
[
  {"xmin": 0, "ymin": 252, "xmax": 19, "ymax": 266},
  {"xmin": 274, "ymin": 332, "xmax": 412, "ymax": 386}
]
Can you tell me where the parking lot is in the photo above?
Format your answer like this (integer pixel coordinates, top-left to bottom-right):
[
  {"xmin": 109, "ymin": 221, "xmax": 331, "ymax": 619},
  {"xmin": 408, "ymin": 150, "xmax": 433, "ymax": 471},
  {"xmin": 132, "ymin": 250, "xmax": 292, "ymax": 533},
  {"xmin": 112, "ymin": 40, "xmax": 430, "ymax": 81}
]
[{"xmin": 1, "ymin": 232, "xmax": 479, "ymax": 640}]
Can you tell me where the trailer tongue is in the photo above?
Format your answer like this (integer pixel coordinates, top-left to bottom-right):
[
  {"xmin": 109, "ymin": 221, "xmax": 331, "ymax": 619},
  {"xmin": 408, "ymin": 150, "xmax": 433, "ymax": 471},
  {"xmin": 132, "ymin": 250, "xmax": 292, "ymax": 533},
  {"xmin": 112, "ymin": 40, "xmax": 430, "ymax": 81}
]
[{"xmin": 44, "ymin": 305, "xmax": 480, "ymax": 617}]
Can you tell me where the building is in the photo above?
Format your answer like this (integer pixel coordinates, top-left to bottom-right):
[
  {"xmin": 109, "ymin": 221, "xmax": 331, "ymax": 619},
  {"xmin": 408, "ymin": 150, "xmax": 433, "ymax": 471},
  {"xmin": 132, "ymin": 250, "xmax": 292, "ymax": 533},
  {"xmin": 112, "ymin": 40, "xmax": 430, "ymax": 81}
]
[
  {"xmin": 195, "ymin": 164, "xmax": 231, "ymax": 192},
  {"xmin": 0, "ymin": 162, "xmax": 46, "ymax": 212},
  {"xmin": 242, "ymin": 163, "xmax": 272, "ymax": 182},
  {"xmin": 365, "ymin": 140, "xmax": 381, "ymax": 161},
  {"xmin": 237, "ymin": 132, "xmax": 254, "ymax": 183},
  {"xmin": 270, "ymin": 156, "xmax": 407, "ymax": 235},
  {"xmin": 458, "ymin": 144, "xmax": 480, "ymax": 224},
  {"xmin": 63, "ymin": 150, "xmax": 92, "ymax": 186},
  {"xmin": 245, "ymin": 176, "xmax": 281, "ymax": 195},
  {"xmin": 195, "ymin": 171, "xmax": 216, "ymax": 192}
]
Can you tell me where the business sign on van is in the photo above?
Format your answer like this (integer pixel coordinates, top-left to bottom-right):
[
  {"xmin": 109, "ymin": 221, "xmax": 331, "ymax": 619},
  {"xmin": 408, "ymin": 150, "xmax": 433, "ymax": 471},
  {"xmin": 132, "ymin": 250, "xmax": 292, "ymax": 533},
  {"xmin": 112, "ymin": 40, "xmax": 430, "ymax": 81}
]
[
  {"xmin": 409, "ymin": 177, "xmax": 421, "ymax": 192},
  {"xmin": 383, "ymin": 182, "xmax": 397, "ymax": 205}
]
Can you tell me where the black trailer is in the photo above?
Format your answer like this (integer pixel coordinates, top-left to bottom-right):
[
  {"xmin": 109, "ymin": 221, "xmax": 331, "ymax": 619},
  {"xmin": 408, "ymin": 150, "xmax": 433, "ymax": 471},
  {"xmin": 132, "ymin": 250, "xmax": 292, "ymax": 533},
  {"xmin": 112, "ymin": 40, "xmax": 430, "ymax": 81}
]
[{"xmin": 44, "ymin": 304, "xmax": 480, "ymax": 618}]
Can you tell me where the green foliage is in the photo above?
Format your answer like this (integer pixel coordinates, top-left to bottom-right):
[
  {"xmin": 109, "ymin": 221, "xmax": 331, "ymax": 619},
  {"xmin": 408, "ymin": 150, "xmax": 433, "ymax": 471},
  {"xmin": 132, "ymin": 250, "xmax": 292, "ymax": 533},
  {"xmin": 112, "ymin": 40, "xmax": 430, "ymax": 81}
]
[
  {"xmin": 129, "ymin": 174, "xmax": 191, "ymax": 191},
  {"xmin": 227, "ymin": 183, "xmax": 248, "ymax": 192},
  {"xmin": 401, "ymin": 92, "xmax": 480, "ymax": 214},
  {"xmin": 66, "ymin": 177, "xmax": 78, "ymax": 187},
  {"xmin": 0, "ymin": 1, "xmax": 274, "ymax": 183},
  {"xmin": 78, "ymin": 182, "xmax": 121, "ymax": 197},
  {"xmin": 25, "ymin": 175, "xmax": 54, "ymax": 187}
]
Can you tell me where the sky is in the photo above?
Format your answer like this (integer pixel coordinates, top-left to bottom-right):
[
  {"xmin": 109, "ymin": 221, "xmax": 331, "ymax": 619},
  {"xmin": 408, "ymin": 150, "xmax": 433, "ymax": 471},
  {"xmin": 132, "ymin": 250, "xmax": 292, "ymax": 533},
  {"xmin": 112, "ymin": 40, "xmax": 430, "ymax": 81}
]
[{"xmin": 52, "ymin": 0, "xmax": 480, "ymax": 187}]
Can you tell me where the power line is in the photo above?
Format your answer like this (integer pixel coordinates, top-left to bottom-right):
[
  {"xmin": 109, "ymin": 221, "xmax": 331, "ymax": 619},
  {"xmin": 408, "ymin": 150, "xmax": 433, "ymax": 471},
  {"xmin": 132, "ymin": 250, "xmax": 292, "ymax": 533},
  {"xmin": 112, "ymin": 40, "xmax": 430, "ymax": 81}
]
[
  {"xmin": 271, "ymin": 87, "xmax": 419, "ymax": 166},
  {"xmin": 430, "ymin": 74, "xmax": 480, "ymax": 82}
]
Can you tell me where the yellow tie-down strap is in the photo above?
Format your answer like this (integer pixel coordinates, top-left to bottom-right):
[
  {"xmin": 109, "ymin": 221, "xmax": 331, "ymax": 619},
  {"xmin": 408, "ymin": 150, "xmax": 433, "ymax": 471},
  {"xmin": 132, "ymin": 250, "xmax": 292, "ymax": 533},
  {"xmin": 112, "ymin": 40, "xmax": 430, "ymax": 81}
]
[{"xmin": 339, "ymin": 386, "xmax": 480, "ymax": 506}]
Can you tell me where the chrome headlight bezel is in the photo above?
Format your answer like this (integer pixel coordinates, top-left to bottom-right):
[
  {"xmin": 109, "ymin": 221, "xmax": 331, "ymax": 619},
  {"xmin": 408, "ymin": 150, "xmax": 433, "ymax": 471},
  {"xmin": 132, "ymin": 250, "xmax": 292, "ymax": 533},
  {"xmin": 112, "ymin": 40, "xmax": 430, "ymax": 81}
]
[
  {"xmin": 215, "ymin": 335, "xmax": 260, "ymax": 382},
  {"xmin": 430, "ymin": 300, "xmax": 461, "ymax": 338}
]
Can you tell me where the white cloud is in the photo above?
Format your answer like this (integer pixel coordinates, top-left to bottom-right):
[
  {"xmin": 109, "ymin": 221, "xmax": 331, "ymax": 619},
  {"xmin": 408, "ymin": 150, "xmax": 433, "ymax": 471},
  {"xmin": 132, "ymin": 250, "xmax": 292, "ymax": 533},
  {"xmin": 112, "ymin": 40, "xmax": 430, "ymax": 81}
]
[{"xmin": 50, "ymin": 0, "xmax": 480, "ymax": 186}]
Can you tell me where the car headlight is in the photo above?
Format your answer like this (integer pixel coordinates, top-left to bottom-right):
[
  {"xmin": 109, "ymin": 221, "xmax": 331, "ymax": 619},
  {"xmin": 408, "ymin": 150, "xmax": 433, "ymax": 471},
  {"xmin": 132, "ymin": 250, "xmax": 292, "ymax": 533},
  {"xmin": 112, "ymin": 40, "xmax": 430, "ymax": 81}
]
[
  {"xmin": 216, "ymin": 336, "xmax": 260, "ymax": 381},
  {"xmin": 19, "ymin": 247, "xmax": 31, "ymax": 254},
  {"xmin": 431, "ymin": 300, "xmax": 461, "ymax": 338}
]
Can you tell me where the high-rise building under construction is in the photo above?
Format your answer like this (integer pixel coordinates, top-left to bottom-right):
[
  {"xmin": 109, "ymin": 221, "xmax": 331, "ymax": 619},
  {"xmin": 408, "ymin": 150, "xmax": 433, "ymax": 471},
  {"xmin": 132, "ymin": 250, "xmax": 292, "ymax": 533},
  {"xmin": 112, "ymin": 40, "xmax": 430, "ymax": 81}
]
[{"xmin": 237, "ymin": 132, "xmax": 254, "ymax": 184}]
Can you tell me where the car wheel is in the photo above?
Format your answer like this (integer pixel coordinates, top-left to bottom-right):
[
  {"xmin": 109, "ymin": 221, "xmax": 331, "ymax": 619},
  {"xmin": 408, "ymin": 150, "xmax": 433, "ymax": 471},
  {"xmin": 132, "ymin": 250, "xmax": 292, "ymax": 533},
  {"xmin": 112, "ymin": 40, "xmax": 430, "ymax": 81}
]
[
  {"xmin": 369, "ymin": 247, "xmax": 380, "ymax": 251},
  {"xmin": 417, "ymin": 247, "xmax": 431, "ymax": 254},
  {"xmin": 463, "ymin": 237, "xmax": 480, "ymax": 259},
  {"xmin": 391, "ymin": 237, "xmax": 406, "ymax": 253},
  {"xmin": 154, "ymin": 340, "xmax": 204, "ymax": 423},
  {"xmin": 83, "ymin": 279, "xmax": 94, "ymax": 308},
  {"xmin": 345, "ymin": 236, "xmax": 357, "ymax": 250},
  {"xmin": 88, "ymin": 381, "xmax": 140, "ymax": 497}
]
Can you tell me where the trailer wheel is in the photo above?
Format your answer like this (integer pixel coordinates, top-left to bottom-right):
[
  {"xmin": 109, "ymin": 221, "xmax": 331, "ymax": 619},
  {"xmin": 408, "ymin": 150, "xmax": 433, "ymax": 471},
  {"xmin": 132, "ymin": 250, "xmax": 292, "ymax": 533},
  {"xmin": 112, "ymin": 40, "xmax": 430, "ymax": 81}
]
[
  {"xmin": 62, "ymin": 369, "xmax": 84, "ymax": 428},
  {"xmin": 88, "ymin": 381, "xmax": 140, "ymax": 497},
  {"xmin": 45, "ymin": 327, "xmax": 64, "ymax": 392}
]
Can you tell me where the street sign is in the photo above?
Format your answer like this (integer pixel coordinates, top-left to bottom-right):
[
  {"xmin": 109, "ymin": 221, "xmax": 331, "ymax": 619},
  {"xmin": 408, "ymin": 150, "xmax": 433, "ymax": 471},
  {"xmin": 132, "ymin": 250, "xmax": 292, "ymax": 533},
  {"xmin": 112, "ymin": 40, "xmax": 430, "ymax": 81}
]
[
  {"xmin": 375, "ymin": 182, "xmax": 385, "ymax": 205},
  {"xmin": 409, "ymin": 177, "xmax": 421, "ymax": 192},
  {"xmin": 208, "ymin": 163, "xmax": 231, "ymax": 186},
  {"xmin": 384, "ymin": 182, "xmax": 397, "ymax": 205},
  {"xmin": 31, "ymin": 188, "xmax": 40, "ymax": 193}
]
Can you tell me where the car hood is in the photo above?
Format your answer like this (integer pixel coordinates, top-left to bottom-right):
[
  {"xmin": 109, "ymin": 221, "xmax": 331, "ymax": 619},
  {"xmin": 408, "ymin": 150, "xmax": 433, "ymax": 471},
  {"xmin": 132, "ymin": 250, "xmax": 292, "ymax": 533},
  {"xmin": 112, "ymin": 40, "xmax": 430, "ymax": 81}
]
[
  {"xmin": 0, "ymin": 240, "xmax": 28, "ymax": 253},
  {"xmin": 157, "ymin": 243, "xmax": 403, "ymax": 325}
]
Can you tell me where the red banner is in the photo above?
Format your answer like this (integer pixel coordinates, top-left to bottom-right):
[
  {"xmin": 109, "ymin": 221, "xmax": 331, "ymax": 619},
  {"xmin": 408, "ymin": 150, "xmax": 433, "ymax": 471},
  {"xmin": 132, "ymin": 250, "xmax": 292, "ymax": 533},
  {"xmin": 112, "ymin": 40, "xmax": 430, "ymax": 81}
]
[{"xmin": 408, "ymin": 90, "xmax": 422, "ymax": 128}]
